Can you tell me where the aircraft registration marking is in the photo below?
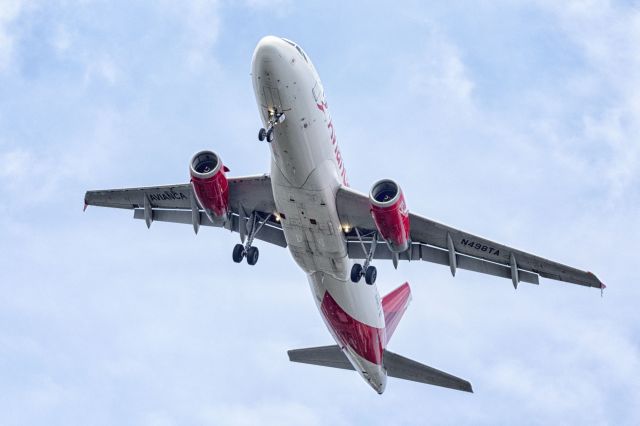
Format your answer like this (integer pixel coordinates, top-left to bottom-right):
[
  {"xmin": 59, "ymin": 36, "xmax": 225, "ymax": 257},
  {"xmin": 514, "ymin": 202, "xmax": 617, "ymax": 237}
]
[{"xmin": 460, "ymin": 238, "xmax": 500, "ymax": 256}]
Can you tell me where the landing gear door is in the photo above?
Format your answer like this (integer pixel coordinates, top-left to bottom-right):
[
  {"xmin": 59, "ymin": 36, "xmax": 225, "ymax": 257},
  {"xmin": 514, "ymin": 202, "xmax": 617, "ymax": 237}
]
[{"xmin": 261, "ymin": 86, "xmax": 290, "ymax": 121}]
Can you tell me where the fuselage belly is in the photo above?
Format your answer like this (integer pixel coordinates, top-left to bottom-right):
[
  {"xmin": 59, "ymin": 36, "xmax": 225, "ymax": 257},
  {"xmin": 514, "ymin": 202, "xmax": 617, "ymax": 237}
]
[{"xmin": 251, "ymin": 36, "xmax": 386, "ymax": 393}]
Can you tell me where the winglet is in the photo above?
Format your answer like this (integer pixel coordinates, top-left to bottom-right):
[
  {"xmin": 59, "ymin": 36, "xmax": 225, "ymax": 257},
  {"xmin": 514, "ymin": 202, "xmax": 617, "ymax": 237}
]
[
  {"xmin": 83, "ymin": 201, "xmax": 88, "ymax": 212},
  {"xmin": 587, "ymin": 271, "xmax": 606, "ymax": 296}
]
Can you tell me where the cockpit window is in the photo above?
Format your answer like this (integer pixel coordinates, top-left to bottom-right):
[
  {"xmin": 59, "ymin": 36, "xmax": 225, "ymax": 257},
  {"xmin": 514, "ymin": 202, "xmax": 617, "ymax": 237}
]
[
  {"xmin": 281, "ymin": 38, "xmax": 309, "ymax": 63},
  {"xmin": 295, "ymin": 45, "xmax": 308, "ymax": 63}
]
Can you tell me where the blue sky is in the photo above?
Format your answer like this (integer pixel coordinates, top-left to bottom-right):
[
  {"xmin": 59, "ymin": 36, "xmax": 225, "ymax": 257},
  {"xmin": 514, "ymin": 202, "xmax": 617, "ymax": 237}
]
[{"xmin": 1, "ymin": 1, "xmax": 639, "ymax": 425}]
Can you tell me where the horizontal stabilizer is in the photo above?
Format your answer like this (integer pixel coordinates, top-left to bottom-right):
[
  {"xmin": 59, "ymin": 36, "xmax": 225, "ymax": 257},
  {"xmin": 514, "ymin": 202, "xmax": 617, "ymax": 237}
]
[
  {"xmin": 288, "ymin": 345, "xmax": 353, "ymax": 370},
  {"xmin": 287, "ymin": 345, "xmax": 472, "ymax": 393},
  {"xmin": 383, "ymin": 350, "xmax": 473, "ymax": 392}
]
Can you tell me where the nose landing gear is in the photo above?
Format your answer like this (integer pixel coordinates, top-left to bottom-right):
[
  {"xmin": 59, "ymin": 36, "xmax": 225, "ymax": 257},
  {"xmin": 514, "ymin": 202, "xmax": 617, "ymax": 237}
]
[{"xmin": 258, "ymin": 110, "xmax": 286, "ymax": 143}]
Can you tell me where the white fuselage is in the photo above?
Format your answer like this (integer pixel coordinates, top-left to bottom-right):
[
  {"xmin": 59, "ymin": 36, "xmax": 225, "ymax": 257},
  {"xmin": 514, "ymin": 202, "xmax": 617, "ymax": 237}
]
[{"xmin": 251, "ymin": 36, "xmax": 387, "ymax": 393}]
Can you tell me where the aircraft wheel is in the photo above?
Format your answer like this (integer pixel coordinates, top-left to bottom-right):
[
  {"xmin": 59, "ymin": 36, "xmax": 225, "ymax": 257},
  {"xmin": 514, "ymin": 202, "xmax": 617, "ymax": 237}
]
[
  {"xmin": 258, "ymin": 128, "xmax": 267, "ymax": 141},
  {"xmin": 246, "ymin": 246, "xmax": 259, "ymax": 265},
  {"xmin": 266, "ymin": 127, "xmax": 274, "ymax": 143},
  {"xmin": 232, "ymin": 244, "xmax": 245, "ymax": 263},
  {"xmin": 364, "ymin": 266, "xmax": 377, "ymax": 285},
  {"xmin": 350, "ymin": 263, "xmax": 363, "ymax": 283}
]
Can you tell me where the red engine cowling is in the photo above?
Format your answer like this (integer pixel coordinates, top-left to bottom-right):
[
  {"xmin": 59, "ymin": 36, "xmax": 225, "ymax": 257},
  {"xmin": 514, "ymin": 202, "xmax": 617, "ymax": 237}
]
[
  {"xmin": 189, "ymin": 150, "xmax": 230, "ymax": 223},
  {"xmin": 369, "ymin": 179, "xmax": 410, "ymax": 253}
]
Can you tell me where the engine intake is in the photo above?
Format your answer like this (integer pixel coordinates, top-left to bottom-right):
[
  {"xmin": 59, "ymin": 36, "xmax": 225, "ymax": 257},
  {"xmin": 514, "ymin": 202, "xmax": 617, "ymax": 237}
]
[
  {"xmin": 369, "ymin": 179, "xmax": 410, "ymax": 253},
  {"xmin": 190, "ymin": 150, "xmax": 230, "ymax": 223}
]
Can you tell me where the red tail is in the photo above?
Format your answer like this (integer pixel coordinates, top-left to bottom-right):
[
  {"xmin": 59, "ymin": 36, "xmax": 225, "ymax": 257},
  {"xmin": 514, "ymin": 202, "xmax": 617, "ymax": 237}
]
[{"xmin": 382, "ymin": 282, "xmax": 412, "ymax": 345}]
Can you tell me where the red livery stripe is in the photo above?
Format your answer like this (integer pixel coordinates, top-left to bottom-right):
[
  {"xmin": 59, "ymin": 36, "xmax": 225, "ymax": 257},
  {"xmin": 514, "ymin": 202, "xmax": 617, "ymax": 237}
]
[
  {"xmin": 381, "ymin": 282, "xmax": 411, "ymax": 344},
  {"xmin": 320, "ymin": 291, "xmax": 385, "ymax": 365}
]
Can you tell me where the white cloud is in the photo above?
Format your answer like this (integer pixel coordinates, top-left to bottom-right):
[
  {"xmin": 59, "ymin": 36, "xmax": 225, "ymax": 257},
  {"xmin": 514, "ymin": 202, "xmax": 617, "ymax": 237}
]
[
  {"xmin": 0, "ymin": 109, "xmax": 124, "ymax": 205},
  {"xmin": 244, "ymin": 0, "xmax": 292, "ymax": 16},
  {"xmin": 0, "ymin": 0, "xmax": 29, "ymax": 71},
  {"xmin": 199, "ymin": 401, "xmax": 324, "ymax": 426},
  {"xmin": 51, "ymin": 24, "xmax": 71, "ymax": 53},
  {"xmin": 534, "ymin": 0, "xmax": 640, "ymax": 201},
  {"xmin": 158, "ymin": 0, "xmax": 221, "ymax": 71},
  {"xmin": 0, "ymin": 148, "xmax": 31, "ymax": 180},
  {"xmin": 406, "ymin": 25, "xmax": 475, "ymax": 107},
  {"xmin": 82, "ymin": 54, "xmax": 121, "ymax": 86}
]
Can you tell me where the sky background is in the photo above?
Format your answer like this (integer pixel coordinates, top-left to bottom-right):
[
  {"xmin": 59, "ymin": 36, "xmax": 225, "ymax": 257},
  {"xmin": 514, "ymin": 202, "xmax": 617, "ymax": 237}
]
[{"xmin": 1, "ymin": 0, "xmax": 639, "ymax": 425}]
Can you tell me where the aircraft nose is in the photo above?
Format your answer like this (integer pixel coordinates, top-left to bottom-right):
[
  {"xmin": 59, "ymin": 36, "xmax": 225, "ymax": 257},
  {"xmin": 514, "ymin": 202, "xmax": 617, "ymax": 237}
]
[{"xmin": 252, "ymin": 35, "xmax": 289, "ymax": 64}]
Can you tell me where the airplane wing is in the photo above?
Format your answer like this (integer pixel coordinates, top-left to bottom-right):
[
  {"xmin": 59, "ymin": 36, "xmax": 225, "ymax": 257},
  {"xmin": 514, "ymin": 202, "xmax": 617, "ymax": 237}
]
[
  {"xmin": 336, "ymin": 186, "xmax": 605, "ymax": 290},
  {"xmin": 84, "ymin": 174, "xmax": 287, "ymax": 248}
]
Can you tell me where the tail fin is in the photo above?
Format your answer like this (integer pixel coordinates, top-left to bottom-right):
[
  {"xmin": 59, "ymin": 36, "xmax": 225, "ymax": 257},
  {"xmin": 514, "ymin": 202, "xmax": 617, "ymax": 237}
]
[{"xmin": 382, "ymin": 282, "xmax": 412, "ymax": 344}]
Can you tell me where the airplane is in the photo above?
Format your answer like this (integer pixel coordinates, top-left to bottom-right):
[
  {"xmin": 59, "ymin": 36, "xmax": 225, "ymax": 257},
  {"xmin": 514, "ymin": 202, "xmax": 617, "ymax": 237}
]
[{"xmin": 84, "ymin": 36, "xmax": 606, "ymax": 395}]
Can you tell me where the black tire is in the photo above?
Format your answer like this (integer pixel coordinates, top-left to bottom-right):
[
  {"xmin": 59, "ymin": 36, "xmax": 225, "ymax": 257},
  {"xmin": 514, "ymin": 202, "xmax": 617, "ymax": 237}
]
[
  {"xmin": 246, "ymin": 246, "xmax": 259, "ymax": 265},
  {"xmin": 350, "ymin": 263, "xmax": 363, "ymax": 283},
  {"xmin": 232, "ymin": 244, "xmax": 245, "ymax": 263},
  {"xmin": 258, "ymin": 128, "xmax": 267, "ymax": 141},
  {"xmin": 266, "ymin": 127, "xmax": 274, "ymax": 143},
  {"xmin": 364, "ymin": 266, "xmax": 377, "ymax": 285}
]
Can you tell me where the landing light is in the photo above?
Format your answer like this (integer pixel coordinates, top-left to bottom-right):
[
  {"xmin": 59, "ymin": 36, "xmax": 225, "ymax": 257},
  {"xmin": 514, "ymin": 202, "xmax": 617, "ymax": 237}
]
[
  {"xmin": 342, "ymin": 225, "xmax": 351, "ymax": 233},
  {"xmin": 274, "ymin": 213, "xmax": 281, "ymax": 222}
]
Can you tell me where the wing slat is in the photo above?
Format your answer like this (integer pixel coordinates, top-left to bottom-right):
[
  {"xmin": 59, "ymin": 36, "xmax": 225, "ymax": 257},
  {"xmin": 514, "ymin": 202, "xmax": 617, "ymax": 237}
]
[{"xmin": 85, "ymin": 184, "xmax": 192, "ymax": 210}]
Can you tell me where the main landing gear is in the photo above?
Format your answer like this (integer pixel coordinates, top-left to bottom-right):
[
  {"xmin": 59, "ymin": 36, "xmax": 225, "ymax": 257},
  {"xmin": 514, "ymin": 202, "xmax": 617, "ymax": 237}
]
[
  {"xmin": 351, "ymin": 229, "xmax": 378, "ymax": 285},
  {"xmin": 233, "ymin": 244, "xmax": 259, "ymax": 265},
  {"xmin": 232, "ymin": 211, "xmax": 271, "ymax": 266},
  {"xmin": 258, "ymin": 110, "xmax": 285, "ymax": 143}
]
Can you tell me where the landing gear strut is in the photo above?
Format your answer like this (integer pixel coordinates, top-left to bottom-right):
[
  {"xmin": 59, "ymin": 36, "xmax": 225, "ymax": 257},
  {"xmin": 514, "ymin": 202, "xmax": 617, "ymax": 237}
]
[
  {"xmin": 232, "ymin": 211, "xmax": 271, "ymax": 266},
  {"xmin": 351, "ymin": 228, "xmax": 378, "ymax": 285},
  {"xmin": 258, "ymin": 110, "xmax": 285, "ymax": 143}
]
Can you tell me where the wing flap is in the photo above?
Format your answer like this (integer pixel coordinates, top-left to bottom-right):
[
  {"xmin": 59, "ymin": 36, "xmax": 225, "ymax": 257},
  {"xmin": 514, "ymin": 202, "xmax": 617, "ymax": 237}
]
[
  {"xmin": 133, "ymin": 209, "xmax": 288, "ymax": 248},
  {"xmin": 420, "ymin": 244, "xmax": 539, "ymax": 285},
  {"xmin": 454, "ymin": 249, "xmax": 539, "ymax": 285},
  {"xmin": 347, "ymin": 242, "xmax": 539, "ymax": 285},
  {"xmin": 346, "ymin": 241, "xmax": 421, "ymax": 261}
]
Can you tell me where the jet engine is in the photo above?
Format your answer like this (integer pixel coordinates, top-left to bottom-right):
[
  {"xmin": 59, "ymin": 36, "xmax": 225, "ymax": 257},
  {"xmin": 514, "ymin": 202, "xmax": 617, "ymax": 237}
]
[
  {"xmin": 190, "ymin": 150, "xmax": 230, "ymax": 223},
  {"xmin": 369, "ymin": 179, "xmax": 410, "ymax": 253}
]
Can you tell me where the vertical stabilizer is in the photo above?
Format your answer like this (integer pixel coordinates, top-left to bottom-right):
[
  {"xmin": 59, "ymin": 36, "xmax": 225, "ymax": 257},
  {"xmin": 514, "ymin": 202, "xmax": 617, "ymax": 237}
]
[{"xmin": 382, "ymin": 282, "xmax": 412, "ymax": 345}]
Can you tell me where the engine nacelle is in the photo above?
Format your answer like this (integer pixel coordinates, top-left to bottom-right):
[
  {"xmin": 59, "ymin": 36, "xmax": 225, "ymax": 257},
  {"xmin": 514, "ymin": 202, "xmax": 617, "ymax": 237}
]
[
  {"xmin": 369, "ymin": 179, "xmax": 410, "ymax": 253},
  {"xmin": 189, "ymin": 150, "xmax": 230, "ymax": 223}
]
